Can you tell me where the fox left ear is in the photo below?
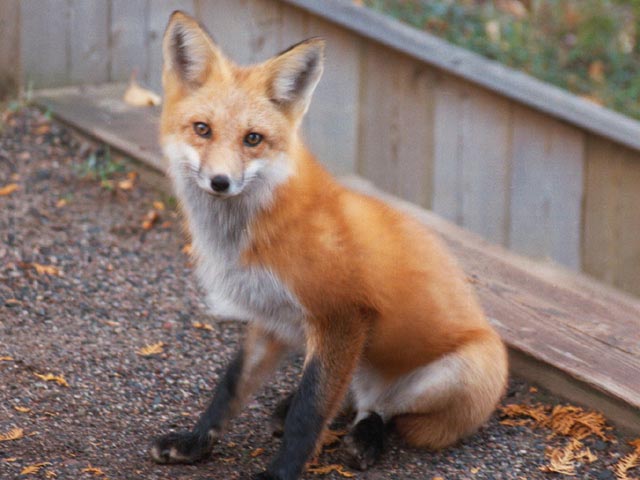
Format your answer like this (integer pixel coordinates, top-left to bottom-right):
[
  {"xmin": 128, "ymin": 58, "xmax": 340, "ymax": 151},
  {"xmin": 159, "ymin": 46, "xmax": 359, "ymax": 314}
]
[
  {"xmin": 163, "ymin": 11, "xmax": 228, "ymax": 88},
  {"xmin": 266, "ymin": 38, "xmax": 325, "ymax": 117}
]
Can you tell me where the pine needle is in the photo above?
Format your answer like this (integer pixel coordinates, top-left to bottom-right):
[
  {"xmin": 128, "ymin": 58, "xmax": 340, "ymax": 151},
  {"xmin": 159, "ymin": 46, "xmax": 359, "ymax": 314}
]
[
  {"xmin": 307, "ymin": 463, "xmax": 355, "ymax": 477},
  {"xmin": 20, "ymin": 462, "xmax": 51, "ymax": 475},
  {"xmin": 614, "ymin": 453, "xmax": 639, "ymax": 480}
]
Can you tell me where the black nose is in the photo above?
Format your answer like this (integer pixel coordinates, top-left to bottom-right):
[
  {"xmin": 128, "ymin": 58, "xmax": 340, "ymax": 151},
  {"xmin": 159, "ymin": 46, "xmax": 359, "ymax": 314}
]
[{"xmin": 210, "ymin": 175, "xmax": 230, "ymax": 193}]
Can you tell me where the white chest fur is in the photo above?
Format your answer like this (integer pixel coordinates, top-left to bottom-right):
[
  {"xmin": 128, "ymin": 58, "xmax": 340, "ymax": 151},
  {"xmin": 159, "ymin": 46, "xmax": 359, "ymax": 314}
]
[{"xmin": 171, "ymin": 163, "xmax": 306, "ymax": 345}]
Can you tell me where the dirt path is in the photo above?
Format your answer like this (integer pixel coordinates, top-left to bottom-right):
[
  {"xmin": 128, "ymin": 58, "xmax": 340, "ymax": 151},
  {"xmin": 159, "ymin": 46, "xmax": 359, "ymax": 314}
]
[{"xmin": 0, "ymin": 108, "xmax": 637, "ymax": 479}]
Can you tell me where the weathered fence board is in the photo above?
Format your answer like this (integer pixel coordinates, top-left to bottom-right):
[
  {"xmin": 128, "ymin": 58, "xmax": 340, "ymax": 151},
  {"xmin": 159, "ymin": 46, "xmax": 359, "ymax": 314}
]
[
  {"xmin": 0, "ymin": 0, "xmax": 20, "ymax": 96},
  {"xmin": 110, "ymin": 0, "xmax": 149, "ymax": 83},
  {"xmin": 583, "ymin": 138, "xmax": 640, "ymax": 293},
  {"xmin": 509, "ymin": 106, "xmax": 585, "ymax": 270},
  {"xmin": 21, "ymin": 0, "xmax": 70, "ymax": 88},
  {"xmin": 69, "ymin": 0, "xmax": 110, "ymax": 85}
]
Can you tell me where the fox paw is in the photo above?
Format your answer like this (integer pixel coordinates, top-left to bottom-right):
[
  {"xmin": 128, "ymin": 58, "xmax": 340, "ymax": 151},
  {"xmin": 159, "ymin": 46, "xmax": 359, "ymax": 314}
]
[
  {"xmin": 150, "ymin": 431, "xmax": 212, "ymax": 464},
  {"xmin": 344, "ymin": 412, "xmax": 385, "ymax": 471}
]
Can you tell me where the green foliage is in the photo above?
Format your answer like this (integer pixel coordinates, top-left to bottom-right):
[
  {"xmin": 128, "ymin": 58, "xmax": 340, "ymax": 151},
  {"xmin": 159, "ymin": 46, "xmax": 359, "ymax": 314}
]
[
  {"xmin": 364, "ymin": 0, "xmax": 640, "ymax": 120},
  {"xmin": 75, "ymin": 146, "xmax": 125, "ymax": 189}
]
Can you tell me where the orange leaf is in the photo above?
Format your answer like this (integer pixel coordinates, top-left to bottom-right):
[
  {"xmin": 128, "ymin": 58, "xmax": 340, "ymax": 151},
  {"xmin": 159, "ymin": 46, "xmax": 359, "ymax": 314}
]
[
  {"xmin": 31, "ymin": 263, "xmax": 62, "ymax": 276},
  {"xmin": 153, "ymin": 201, "xmax": 165, "ymax": 211},
  {"xmin": 307, "ymin": 464, "xmax": 355, "ymax": 477},
  {"xmin": 82, "ymin": 465, "xmax": 106, "ymax": 476},
  {"xmin": 118, "ymin": 178, "xmax": 135, "ymax": 191},
  {"xmin": 55, "ymin": 198, "xmax": 68, "ymax": 208},
  {"xmin": 0, "ymin": 356, "xmax": 14, "ymax": 361},
  {"xmin": 0, "ymin": 427, "xmax": 24, "ymax": 442},
  {"xmin": 588, "ymin": 61, "xmax": 605, "ymax": 83},
  {"xmin": 35, "ymin": 373, "xmax": 69, "ymax": 387},
  {"xmin": 20, "ymin": 462, "xmax": 51, "ymax": 475},
  {"xmin": 629, "ymin": 439, "xmax": 640, "ymax": 454},
  {"xmin": 182, "ymin": 243, "xmax": 193, "ymax": 255},
  {"xmin": 0, "ymin": 183, "xmax": 19, "ymax": 196},
  {"xmin": 142, "ymin": 210, "xmax": 160, "ymax": 230},
  {"xmin": 13, "ymin": 406, "xmax": 30, "ymax": 413},
  {"xmin": 250, "ymin": 448, "xmax": 265, "ymax": 458},
  {"xmin": 137, "ymin": 342, "xmax": 164, "ymax": 356},
  {"xmin": 192, "ymin": 322, "xmax": 213, "ymax": 331}
]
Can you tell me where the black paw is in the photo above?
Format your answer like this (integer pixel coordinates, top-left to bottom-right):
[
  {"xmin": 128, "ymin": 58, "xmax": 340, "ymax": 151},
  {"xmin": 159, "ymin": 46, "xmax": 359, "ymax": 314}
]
[
  {"xmin": 149, "ymin": 430, "xmax": 213, "ymax": 464},
  {"xmin": 251, "ymin": 472, "xmax": 281, "ymax": 480},
  {"xmin": 344, "ymin": 412, "xmax": 385, "ymax": 471},
  {"xmin": 270, "ymin": 393, "xmax": 294, "ymax": 438}
]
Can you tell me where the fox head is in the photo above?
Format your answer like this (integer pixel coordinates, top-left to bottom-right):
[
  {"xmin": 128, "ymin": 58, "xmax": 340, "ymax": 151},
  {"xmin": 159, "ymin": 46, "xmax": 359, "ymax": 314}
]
[{"xmin": 160, "ymin": 11, "xmax": 324, "ymax": 199}]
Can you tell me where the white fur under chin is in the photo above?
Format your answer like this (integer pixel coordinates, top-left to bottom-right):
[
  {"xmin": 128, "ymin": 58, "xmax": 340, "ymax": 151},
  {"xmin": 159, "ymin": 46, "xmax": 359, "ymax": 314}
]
[{"xmin": 162, "ymin": 138, "xmax": 306, "ymax": 346}]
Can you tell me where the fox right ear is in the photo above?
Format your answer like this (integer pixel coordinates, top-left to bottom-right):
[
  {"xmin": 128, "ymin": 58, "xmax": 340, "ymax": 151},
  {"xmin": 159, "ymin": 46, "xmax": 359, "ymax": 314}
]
[{"xmin": 163, "ymin": 11, "xmax": 227, "ymax": 87}]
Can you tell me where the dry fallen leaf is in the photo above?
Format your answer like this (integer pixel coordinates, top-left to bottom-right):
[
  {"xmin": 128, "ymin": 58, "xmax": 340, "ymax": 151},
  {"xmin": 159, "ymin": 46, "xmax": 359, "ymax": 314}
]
[
  {"xmin": 192, "ymin": 322, "xmax": 214, "ymax": 331},
  {"xmin": 31, "ymin": 263, "xmax": 62, "ymax": 277},
  {"xmin": 137, "ymin": 342, "xmax": 164, "ymax": 356},
  {"xmin": 320, "ymin": 429, "xmax": 348, "ymax": 448},
  {"xmin": 494, "ymin": 0, "xmax": 528, "ymax": 18},
  {"xmin": 0, "ymin": 183, "xmax": 19, "ymax": 196},
  {"xmin": 55, "ymin": 198, "xmax": 68, "ymax": 208},
  {"xmin": 153, "ymin": 200, "xmax": 165, "ymax": 211},
  {"xmin": 471, "ymin": 466, "xmax": 480, "ymax": 474},
  {"xmin": 45, "ymin": 471, "xmax": 58, "ymax": 479},
  {"xmin": 0, "ymin": 427, "xmax": 24, "ymax": 442},
  {"xmin": 142, "ymin": 210, "xmax": 160, "ymax": 230},
  {"xmin": 81, "ymin": 465, "xmax": 106, "ymax": 476},
  {"xmin": 307, "ymin": 463, "xmax": 355, "ymax": 478},
  {"xmin": 34, "ymin": 373, "xmax": 69, "ymax": 387},
  {"xmin": 13, "ymin": 406, "xmax": 31, "ymax": 413},
  {"xmin": 629, "ymin": 439, "xmax": 640, "ymax": 454},
  {"xmin": 0, "ymin": 356, "xmax": 14, "ymax": 361},
  {"xmin": 250, "ymin": 448, "xmax": 265, "ymax": 458},
  {"xmin": 20, "ymin": 462, "xmax": 51, "ymax": 475},
  {"xmin": 124, "ymin": 72, "xmax": 161, "ymax": 107}
]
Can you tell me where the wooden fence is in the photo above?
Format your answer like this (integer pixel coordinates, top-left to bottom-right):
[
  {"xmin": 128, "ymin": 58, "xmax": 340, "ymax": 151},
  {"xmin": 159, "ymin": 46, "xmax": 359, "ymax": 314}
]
[{"xmin": 2, "ymin": 0, "xmax": 639, "ymax": 296}]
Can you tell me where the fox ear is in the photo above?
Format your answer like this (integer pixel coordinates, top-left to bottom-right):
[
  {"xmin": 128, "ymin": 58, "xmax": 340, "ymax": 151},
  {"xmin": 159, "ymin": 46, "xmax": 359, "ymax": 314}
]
[
  {"xmin": 266, "ymin": 38, "xmax": 325, "ymax": 117},
  {"xmin": 163, "ymin": 11, "xmax": 226, "ymax": 87}
]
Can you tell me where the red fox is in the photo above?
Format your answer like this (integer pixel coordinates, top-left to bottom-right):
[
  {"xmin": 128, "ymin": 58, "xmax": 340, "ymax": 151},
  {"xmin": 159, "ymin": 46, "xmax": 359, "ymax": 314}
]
[{"xmin": 151, "ymin": 11, "xmax": 508, "ymax": 480}]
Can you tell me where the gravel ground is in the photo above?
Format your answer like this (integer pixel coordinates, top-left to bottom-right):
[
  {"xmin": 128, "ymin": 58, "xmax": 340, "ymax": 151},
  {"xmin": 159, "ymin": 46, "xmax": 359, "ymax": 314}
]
[{"xmin": 0, "ymin": 107, "xmax": 637, "ymax": 480}]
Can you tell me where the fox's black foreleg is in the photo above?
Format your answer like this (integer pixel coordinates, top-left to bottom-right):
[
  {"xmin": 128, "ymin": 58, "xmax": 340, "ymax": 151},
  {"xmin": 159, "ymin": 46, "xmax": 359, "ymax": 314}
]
[
  {"xmin": 253, "ymin": 318, "xmax": 367, "ymax": 480},
  {"xmin": 150, "ymin": 326, "xmax": 288, "ymax": 464}
]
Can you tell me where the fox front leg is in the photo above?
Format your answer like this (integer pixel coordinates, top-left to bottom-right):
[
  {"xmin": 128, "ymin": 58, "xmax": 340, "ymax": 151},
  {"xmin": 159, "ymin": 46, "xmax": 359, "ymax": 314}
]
[
  {"xmin": 254, "ymin": 319, "xmax": 367, "ymax": 480},
  {"xmin": 150, "ymin": 326, "xmax": 288, "ymax": 464}
]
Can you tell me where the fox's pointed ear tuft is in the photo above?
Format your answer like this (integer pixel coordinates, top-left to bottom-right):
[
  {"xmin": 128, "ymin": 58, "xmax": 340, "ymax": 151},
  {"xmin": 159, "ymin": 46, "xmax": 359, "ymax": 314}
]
[
  {"xmin": 267, "ymin": 38, "xmax": 325, "ymax": 117},
  {"xmin": 163, "ymin": 11, "xmax": 225, "ymax": 87}
]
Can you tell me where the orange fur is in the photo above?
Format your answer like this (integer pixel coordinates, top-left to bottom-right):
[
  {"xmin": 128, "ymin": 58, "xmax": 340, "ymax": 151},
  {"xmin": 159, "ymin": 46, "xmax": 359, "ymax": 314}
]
[{"xmin": 160, "ymin": 11, "xmax": 508, "ymax": 453}]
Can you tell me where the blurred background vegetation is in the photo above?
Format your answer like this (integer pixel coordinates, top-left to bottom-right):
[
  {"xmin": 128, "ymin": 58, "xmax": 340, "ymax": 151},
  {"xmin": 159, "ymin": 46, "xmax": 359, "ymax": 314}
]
[{"xmin": 363, "ymin": 0, "xmax": 640, "ymax": 120}]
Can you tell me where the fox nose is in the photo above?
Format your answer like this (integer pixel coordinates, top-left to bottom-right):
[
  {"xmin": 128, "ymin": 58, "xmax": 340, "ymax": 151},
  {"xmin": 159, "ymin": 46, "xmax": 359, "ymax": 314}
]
[{"xmin": 210, "ymin": 175, "xmax": 230, "ymax": 193}]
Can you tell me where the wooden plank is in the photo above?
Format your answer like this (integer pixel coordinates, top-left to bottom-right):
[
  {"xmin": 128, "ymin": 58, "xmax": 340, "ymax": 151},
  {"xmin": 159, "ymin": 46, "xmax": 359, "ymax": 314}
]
[
  {"xmin": 35, "ymin": 84, "xmax": 163, "ymax": 172},
  {"xmin": 69, "ymin": 0, "xmax": 110, "ymax": 84},
  {"xmin": 278, "ymin": 1, "xmax": 308, "ymax": 51},
  {"xmin": 583, "ymin": 137, "xmax": 619, "ymax": 285},
  {"xmin": 147, "ymin": 0, "xmax": 196, "ymax": 93},
  {"xmin": 510, "ymin": 106, "xmax": 585, "ymax": 270},
  {"xmin": 302, "ymin": 15, "xmax": 361, "ymax": 175},
  {"xmin": 584, "ymin": 137, "xmax": 640, "ymax": 296},
  {"xmin": 459, "ymin": 87, "xmax": 511, "ymax": 245},
  {"xmin": 615, "ymin": 149, "xmax": 640, "ymax": 295},
  {"xmin": 0, "ymin": 0, "xmax": 21, "ymax": 96},
  {"xmin": 197, "ymin": 0, "xmax": 254, "ymax": 65},
  {"xmin": 110, "ymin": 0, "xmax": 149, "ymax": 83},
  {"xmin": 432, "ymin": 74, "xmax": 464, "ymax": 224},
  {"xmin": 281, "ymin": 0, "xmax": 640, "ymax": 154},
  {"xmin": 20, "ymin": 0, "xmax": 70, "ymax": 88},
  {"xmin": 359, "ymin": 47, "xmax": 434, "ymax": 206},
  {"xmin": 357, "ymin": 43, "xmax": 397, "ymax": 194}
]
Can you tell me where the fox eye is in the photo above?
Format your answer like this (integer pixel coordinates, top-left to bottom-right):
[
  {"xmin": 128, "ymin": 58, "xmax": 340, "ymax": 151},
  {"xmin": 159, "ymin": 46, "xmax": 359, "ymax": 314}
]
[
  {"xmin": 193, "ymin": 122, "xmax": 212, "ymax": 139},
  {"xmin": 243, "ymin": 132, "xmax": 263, "ymax": 147}
]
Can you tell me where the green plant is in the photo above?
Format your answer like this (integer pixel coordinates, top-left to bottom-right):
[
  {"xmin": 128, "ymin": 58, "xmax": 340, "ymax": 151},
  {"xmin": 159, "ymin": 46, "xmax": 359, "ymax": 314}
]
[
  {"xmin": 75, "ymin": 146, "xmax": 125, "ymax": 189},
  {"xmin": 364, "ymin": 0, "xmax": 640, "ymax": 120}
]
